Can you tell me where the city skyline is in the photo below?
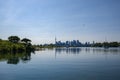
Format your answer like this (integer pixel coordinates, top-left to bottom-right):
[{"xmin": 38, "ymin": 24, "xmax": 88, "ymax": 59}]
[{"xmin": 0, "ymin": 0, "xmax": 120, "ymax": 44}]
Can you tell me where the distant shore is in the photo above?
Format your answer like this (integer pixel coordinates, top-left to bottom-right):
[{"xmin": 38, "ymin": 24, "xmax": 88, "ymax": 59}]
[
  {"xmin": 33, "ymin": 41, "xmax": 120, "ymax": 50},
  {"xmin": 0, "ymin": 36, "xmax": 120, "ymax": 53}
]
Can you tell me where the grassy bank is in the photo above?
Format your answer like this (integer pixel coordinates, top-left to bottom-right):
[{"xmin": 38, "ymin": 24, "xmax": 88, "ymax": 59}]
[{"xmin": 0, "ymin": 36, "xmax": 34, "ymax": 53}]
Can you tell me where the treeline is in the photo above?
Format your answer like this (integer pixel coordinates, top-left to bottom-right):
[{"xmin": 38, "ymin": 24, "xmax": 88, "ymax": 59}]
[
  {"xmin": 92, "ymin": 42, "xmax": 120, "ymax": 47},
  {"xmin": 0, "ymin": 36, "xmax": 34, "ymax": 53},
  {"xmin": 33, "ymin": 44, "xmax": 55, "ymax": 50},
  {"xmin": 34, "ymin": 42, "xmax": 120, "ymax": 49}
]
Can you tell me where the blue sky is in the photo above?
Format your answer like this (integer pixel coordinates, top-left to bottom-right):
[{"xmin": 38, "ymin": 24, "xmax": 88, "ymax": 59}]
[{"xmin": 0, "ymin": 0, "xmax": 120, "ymax": 44}]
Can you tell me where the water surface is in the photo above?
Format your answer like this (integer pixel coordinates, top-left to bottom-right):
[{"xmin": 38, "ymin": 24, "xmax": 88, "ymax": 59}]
[{"xmin": 0, "ymin": 47, "xmax": 120, "ymax": 80}]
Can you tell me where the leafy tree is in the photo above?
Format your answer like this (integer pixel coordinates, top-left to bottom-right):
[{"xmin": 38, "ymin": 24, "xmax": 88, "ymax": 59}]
[
  {"xmin": 21, "ymin": 38, "xmax": 31, "ymax": 44},
  {"xmin": 93, "ymin": 43, "xmax": 102, "ymax": 47},
  {"xmin": 8, "ymin": 36, "xmax": 20, "ymax": 43},
  {"xmin": 109, "ymin": 42, "xmax": 119, "ymax": 47}
]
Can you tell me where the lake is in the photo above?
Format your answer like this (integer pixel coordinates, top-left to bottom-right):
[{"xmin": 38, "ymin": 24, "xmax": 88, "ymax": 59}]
[{"xmin": 0, "ymin": 47, "xmax": 120, "ymax": 80}]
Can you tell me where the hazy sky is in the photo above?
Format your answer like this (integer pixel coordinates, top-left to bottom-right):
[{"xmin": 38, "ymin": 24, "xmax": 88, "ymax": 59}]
[{"xmin": 0, "ymin": 0, "xmax": 120, "ymax": 44}]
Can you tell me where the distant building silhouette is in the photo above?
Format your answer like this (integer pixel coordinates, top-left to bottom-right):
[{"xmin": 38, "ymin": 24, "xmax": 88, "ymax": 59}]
[{"xmin": 55, "ymin": 39, "xmax": 86, "ymax": 47}]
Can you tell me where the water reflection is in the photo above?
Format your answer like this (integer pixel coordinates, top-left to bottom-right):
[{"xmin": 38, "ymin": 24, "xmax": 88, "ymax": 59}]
[
  {"xmin": 92, "ymin": 47, "xmax": 120, "ymax": 55},
  {"xmin": 0, "ymin": 47, "xmax": 120, "ymax": 64},
  {"xmin": 0, "ymin": 51, "xmax": 34, "ymax": 64},
  {"xmin": 55, "ymin": 47, "xmax": 81, "ymax": 54},
  {"xmin": 55, "ymin": 47, "xmax": 120, "ymax": 54}
]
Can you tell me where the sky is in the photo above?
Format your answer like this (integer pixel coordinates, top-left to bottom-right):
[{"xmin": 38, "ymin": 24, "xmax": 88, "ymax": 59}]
[{"xmin": 0, "ymin": 0, "xmax": 120, "ymax": 44}]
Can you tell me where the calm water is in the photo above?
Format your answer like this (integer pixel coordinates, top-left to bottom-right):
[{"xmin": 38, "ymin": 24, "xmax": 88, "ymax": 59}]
[{"xmin": 0, "ymin": 47, "xmax": 120, "ymax": 80}]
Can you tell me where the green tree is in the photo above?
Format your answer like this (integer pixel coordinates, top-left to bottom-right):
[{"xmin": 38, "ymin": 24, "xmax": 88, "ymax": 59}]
[
  {"xmin": 8, "ymin": 36, "xmax": 20, "ymax": 43},
  {"xmin": 21, "ymin": 38, "xmax": 31, "ymax": 44},
  {"xmin": 109, "ymin": 42, "xmax": 119, "ymax": 47}
]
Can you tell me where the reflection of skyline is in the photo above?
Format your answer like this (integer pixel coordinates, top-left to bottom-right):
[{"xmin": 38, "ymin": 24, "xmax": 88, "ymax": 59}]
[
  {"xmin": 55, "ymin": 47, "xmax": 81, "ymax": 59},
  {"xmin": 54, "ymin": 47, "xmax": 120, "ymax": 59},
  {"xmin": 55, "ymin": 47, "xmax": 81, "ymax": 54},
  {"xmin": 0, "ymin": 51, "xmax": 34, "ymax": 64},
  {"xmin": 55, "ymin": 47, "xmax": 120, "ymax": 55},
  {"xmin": 0, "ymin": 48, "xmax": 120, "ymax": 64}
]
